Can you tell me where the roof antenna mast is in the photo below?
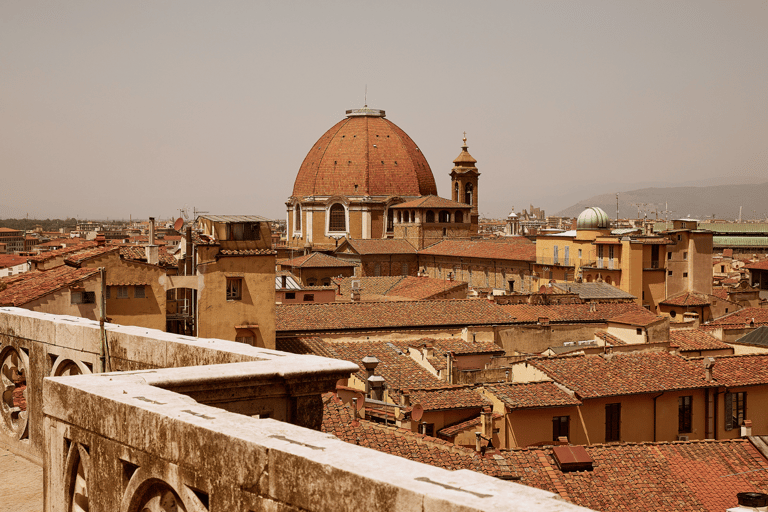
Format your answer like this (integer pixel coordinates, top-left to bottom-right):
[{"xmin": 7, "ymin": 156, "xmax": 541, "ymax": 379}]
[{"xmin": 364, "ymin": 84, "xmax": 367, "ymax": 107}]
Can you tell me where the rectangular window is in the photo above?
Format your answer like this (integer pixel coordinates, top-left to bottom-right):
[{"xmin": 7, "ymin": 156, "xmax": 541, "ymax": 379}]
[
  {"xmin": 106, "ymin": 287, "xmax": 111, "ymax": 299},
  {"xmin": 668, "ymin": 251, "xmax": 672, "ymax": 260},
  {"xmin": 553, "ymin": 245, "xmax": 559, "ymax": 264},
  {"xmin": 578, "ymin": 249, "xmax": 582, "ymax": 258},
  {"xmin": 134, "ymin": 286, "xmax": 146, "ymax": 299},
  {"xmin": 71, "ymin": 291, "xmax": 95, "ymax": 304},
  {"xmin": 683, "ymin": 251, "xmax": 688, "ymax": 260},
  {"xmin": 552, "ymin": 416, "xmax": 570, "ymax": 442},
  {"xmin": 303, "ymin": 294, "xmax": 314, "ymax": 302},
  {"xmin": 679, "ymin": 396, "xmax": 692, "ymax": 433},
  {"xmin": 116, "ymin": 286, "xmax": 129, "ymax": 299},
  {"xmin": 668, "ymin": 270, "xmax": 673, "ymax": 276},
  {"xmin": 605, "ymin": 403, "xmax": 621, "ymax": 442},
  {"xmin": 564, "ymin": 246, "xmax": 569, "ymax": 266},
  {"xmin": 683, "ymin": 272, "xmax": 688, "ymax": 278},
  {"xmin": 226, "ymin": 278, "xmax": 242, "ymax": 301},
  {"xmin": 677, "ymin": 234, "xmax": 682, "ymax": 241},
  {"xmin": 725, "ymin": 392, "xmax": 746, "ymax": 431},
  {"xmin": 285, "ymin": 292, "xmax": 296, "ymax": 300}
]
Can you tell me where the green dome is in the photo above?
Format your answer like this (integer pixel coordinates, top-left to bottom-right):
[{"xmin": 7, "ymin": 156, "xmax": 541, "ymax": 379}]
[{"xmin": 576, "ymin": 207, "xmax": 610, "ymax": 230}]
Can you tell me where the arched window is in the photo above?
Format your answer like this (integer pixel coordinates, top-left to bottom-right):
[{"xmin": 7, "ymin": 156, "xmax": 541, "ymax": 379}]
[
  {"xmin": 329, "ymin": 204, "xmax": 346, "ymax": 232},
  {"xmin": 411, "ymin": 210, "xmax": 416, "ymax": 223},
  {"xmin": 454, "ymin": 211, "xmax": 463, "ymax": 223},
  {"xmin": 321, "ymin": 278, "xmax": 331, "ymax": 286},
  {"xmin": 439, "ymin": 210, "xmax": 451, "ymax": 223},
  {"xmin": 425, "ymin": 210, "xmax": 435, "ymax": 223},
  {"xmin": 454, "ymin": 182, "xmax": 459, "ymax": 201},
  {"xmin": 605, "ymin": 275, "xmax": 612, "ymax": 285},
  {"xmin": 398, "ymin": 211, "xmax": 402, "ymax": 223},
  {"xmin": 387, "ymin": 209, "xmax": 394, "ymax": 232},
  {"xmin": 464, "ymin": 183, "xmax": 473, "ymax": 205},
  {"xmin": 403, "ymin": 211, "xmax": 410, "ymax": 223},
  {"xmin": 307, "ymin": 278, "xmax": 317, "ymax": 286},
  {"xmin": 295, "ymin": 205, "xmax": 301, "ymax": 231}
]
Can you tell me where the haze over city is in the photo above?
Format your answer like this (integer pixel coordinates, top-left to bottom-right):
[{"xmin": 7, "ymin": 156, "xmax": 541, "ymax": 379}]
[{"xmin": 2, "ymin": 1, "xmax": 767, "ymax": 220}]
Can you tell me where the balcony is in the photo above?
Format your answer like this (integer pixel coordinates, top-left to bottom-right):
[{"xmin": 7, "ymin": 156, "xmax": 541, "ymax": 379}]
[
  {"xmin": 535, "ymin": 256, "xmax": 575, "ymax": 267},
  {"xmin": 643, "ymin": 260, "xmax": 664, "ymax": 270}
]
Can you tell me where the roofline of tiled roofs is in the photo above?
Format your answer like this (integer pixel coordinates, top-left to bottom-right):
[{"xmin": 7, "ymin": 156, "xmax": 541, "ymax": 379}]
[
  {"xmin": 483, "ymin": 382, "xmax": 583, "ymax": 409},
  {"xmin": 26, "ymin": 241, "xmax": 99, "ymax": 262},
  {"xmin": 64, "ymin": 246, "xmax": 120, "ymax": 267},
  {"xmin": 0, "ymin": 267, "xmax": 100, "ymax": 307},
  {"xmin": 275, "ymin": 300, "xmax": 517, "ymax": 333},
  {"xmin": 527, "ymin": 353, "xmax": 719, "ymax": 399},
  {"xmin": 216, "ymin": 249, "xmax": 277, "ymax": 257},
  {"xmin": 702, "ymin": 307, "xmax": 768, "ymax": 327},
  {"xmin": 606, "ymin": 315, "xmax": 666, "ymax": 327}
]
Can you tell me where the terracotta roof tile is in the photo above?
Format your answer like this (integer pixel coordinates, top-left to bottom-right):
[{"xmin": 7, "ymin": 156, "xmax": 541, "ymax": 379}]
[
  {"xmin": 275, "ymin": 299, "xmax": 514, "ymax": 332},
  {"xmin": 437, "ymin": 413, "xmax": 502, "ymax": 437},
  {"xmin": 119, "ymin": 246, "xmax": 178, "ymax": 267},
  {"xmin": 321, "ymin": 393, "xmax": 515, "ymax": 478},
  {"xmin": 337, "ymin": 238, "xmax": 417, "ymax": 255},
  {"xmin": 503, "ymin": 439, "xmax": 768, "ymax": 512},
  {"xmin": 217, "ymin": 249, "xmax": 277, "ymax": 256},
  {"xmin": 418, "ymin": 239, "xmax": 536, "ymax": 262},
  {"xmin": 706, "ymin": 354, "xmax": 768, "ymax": 386},
  {"xmin": 408, "ymin": 386, "xmax": 490, "ymax": 411},
  {"xmin": 670, "ymin": 329, "xmax": 733, "ymax": 352},
  {"xmin": 280, "ymin": 252, "xmax": 357, "ymax": 268},
  {"xmin": 63, "ymin": 246, "xmax": 119, "ymax": 266},
  {"xmin": 484, "ymin": 382, "xmax": 581, "ymax": 409},
  {"xmin": 529, "ymin": 352, "xmax": 715, "ymax": 398},
  {"xmin": 594, "ymin": 331, "xmax": 627, "ymax": 346},
  {"xmin": 0, "ymin": 266, "xmax": 99, "ymax": 307},
  {"xmin": 660, "ymin": 291, "xmax": 712, "ymax": 307},
  {"xmin": 27, "ymin": 241, "xmax": 98, "ymax": 263},
  {"xmin": 0, "ymin": 255, "xmax": 28, "ymax": 269},
  {"xmin": 499, "ymin": 302, "xmax": 652, "ymax": 324},
  {"xmin": 746, "ymin": 260, "xmax": 768, "ymax": 271},
  {"xmin": 334, "ymin": 276, "xmax": 468, "ymax": 301},
  {"xmin": 607, "ymin": 309, "xmax": 665, "ymax": 327},
  {"xmin": 703, "ymin": 307, "xmax": 768, "ymax": 329}
]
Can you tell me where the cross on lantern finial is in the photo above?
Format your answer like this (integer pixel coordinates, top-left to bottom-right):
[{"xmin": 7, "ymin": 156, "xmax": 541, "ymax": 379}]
[{"xmin": 462, "ymin": 131, "xmax": 467, "ymax": 145}]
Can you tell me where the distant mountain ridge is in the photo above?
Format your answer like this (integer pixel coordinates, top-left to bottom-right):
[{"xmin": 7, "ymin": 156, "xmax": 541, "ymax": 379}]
[{"xmin": 554, "ymin": 182, "xmax": 768, "ymax": 221}]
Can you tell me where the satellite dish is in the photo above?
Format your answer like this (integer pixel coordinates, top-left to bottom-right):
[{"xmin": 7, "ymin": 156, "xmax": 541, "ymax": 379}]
[
  {"xmin": 411, "ymin": 403, "xmax": 424, "ymax": 422},
  {"xmin": 354, "ymin": 392, "xmax": 365, "ymax": 411},
  {"xmin": 173, "ymin": 217, "xmax": 184, "ymax": 231}
]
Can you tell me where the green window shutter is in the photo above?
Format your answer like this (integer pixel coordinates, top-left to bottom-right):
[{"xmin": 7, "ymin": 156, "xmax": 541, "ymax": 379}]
[{"xmin": 725, "ymin": 392, "xmax": 733, "ymax": 431}]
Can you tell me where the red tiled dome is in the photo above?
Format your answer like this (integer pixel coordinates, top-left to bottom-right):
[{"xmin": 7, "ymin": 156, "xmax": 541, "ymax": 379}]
[{"xmin": 292, "ymin": 108, "xmax": 438, "ymax": 198}]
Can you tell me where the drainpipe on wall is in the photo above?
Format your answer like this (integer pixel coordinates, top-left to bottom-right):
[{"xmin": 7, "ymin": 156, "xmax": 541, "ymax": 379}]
[
  {"xmin": 98, "ymin": 267, "xmax": 110, "ymax": 372},
  {"xmin": 652, "ymin": 392, "xmax": 664, "ymax": 442}
]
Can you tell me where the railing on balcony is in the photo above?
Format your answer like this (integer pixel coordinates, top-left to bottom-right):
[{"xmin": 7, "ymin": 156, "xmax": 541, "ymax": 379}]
[
  {"xmin": 643, "ymin": 260, "xmax": 663, "ymax": 270},
  {"xmin": 535, "ymin": 256, "xmax": 576, "ymax": 267}
]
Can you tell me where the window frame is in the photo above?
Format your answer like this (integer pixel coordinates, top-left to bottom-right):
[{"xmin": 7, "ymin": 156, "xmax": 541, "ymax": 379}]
[
  {"xmin": 134, "ymin": 286, "xmax": 146, "ymax": 299},
  {"xmin": 226, "ymin": 277, "xmax": 242, "ymax": 301},
  {"xmin": 327, "ymin": 203, "xmax": 347, "ymax": 234},
  {"xmin": 678, "ymin": 396, "xmax": 693, "ymax": 433},
  {"xmin": 605, "ymin": 402, "xmax": 621, "ymax": 442},
  {"xmin": 116, "ymin": 286, "xmax": 129, "ymax": 299},
  {"xmin": 552, "ymin": 415, "xmax": 570, "ymax": 442},
  {"xmin": 725, "ymin": 391, "xmax": 746, "ymax": 431}
]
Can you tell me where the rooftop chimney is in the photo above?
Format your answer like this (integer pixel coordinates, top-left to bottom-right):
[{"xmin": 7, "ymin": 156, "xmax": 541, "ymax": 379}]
[
  {"xmin": 368, "ymin": 375, "xmax": 385, "ymax": 401},
  {"xmin": 703, "ymin": 357, "xmax": 715, "ymax": 382},
  {"xmin": 481, "ymin": 408, "xmax": 493, "ymax": 439},
  {"xmin": 362, "ymin": 355, "xmax": 379, "ymax": 394},
  {"xmin": 145, "ymin": 217, "xmax": 159, "ymax": 265},
  {"xmin": 741, "ymin": 419, "xmax": 753, "ymax": 437}
]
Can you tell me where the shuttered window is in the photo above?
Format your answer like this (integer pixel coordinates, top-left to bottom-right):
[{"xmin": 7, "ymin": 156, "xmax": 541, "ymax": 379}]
[
  {"xmin": 605, "ymin": 403, "xmax": 621, "ymax": 442},
  {"xmin": 725, "ymin": 392, "xmax": 746, "ymax": 431}
]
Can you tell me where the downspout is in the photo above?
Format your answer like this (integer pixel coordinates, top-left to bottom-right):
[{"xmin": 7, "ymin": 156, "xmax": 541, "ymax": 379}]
[
  {"xmin": 652, "ymin": 392, "xmax": 664, "ymax": 442},
  {"xmin": 98, "ymin": 267, "xmax": 111, "ymax": 372}
]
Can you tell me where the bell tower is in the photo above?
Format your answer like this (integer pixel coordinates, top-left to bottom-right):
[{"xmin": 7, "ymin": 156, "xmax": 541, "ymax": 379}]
[{"xmin": 450, "ymin": 133, "xmax": 480, "ymax": 233}]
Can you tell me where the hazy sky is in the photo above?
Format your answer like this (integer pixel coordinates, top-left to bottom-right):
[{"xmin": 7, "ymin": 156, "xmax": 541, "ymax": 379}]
[{"xmin": 2, "ymin": 1, "xmax": 767, "ymax": 221}]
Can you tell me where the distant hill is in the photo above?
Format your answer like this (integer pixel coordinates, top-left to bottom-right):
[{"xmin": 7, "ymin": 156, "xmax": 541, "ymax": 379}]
[{"xmin": 554, "ymin": 182, "xmax": 768, "ymax": 221}]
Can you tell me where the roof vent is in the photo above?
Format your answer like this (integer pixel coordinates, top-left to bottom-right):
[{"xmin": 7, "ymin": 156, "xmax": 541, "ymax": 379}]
[
  {"xmin": 737, "ymin": 492, "xmax": 768, "ymax": 508},
  {"xmin": 552, "ymin": 445, "xmax": 594, "ymax": 472}
]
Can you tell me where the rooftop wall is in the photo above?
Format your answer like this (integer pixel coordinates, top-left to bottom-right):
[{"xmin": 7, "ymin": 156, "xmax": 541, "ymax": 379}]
[{"xmin": 0, "ymin": 307, "xmax": 592, "ymax": 512}]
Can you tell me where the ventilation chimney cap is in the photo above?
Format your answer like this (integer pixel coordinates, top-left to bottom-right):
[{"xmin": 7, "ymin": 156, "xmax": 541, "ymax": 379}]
[
  {"xmin": 703, "ymin": 357, "xmax": 715, "ymax": 369},
  {"xmin": 737, "ymin": 492, "xmax": 768, "ymax": 508},
  {"xmin": 362, "ymin": 356, "xmax": 379, "ymax": 371}
]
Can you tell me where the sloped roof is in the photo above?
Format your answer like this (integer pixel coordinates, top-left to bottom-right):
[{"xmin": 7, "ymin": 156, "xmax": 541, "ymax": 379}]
[
  {"xmin": 732, "ymin": 326, "xmax": 768, "ymax": 347},
  {"xmin": 746, "ymin": 260, "xmax": 768, "ymax": 271},
  {"xmin": 551, "ymin": 282, "xmax": 636, "ymax": 300},
  {"xmin": 280, "ymin": 251, "xmax": 357, "ymax": 268},
  {"xmin": 407, "ymin": 386, "xmax": 490, "ymax": 411},
  {"xmin": 503, "ymin": 439, "xmax": 768, "ymax": 512},
  {"xmin": 275, "ymin": 299, "xmax": 515, "ymax": 332},
  {"xmin": 660, "ymin": 291, "xmax": 711, "ymax": 307},
  {"xmin": 707, "ymin": 354, "xmax": 768, "ymax": 387},
  {"xmin": 484, "ymin": 382, "xmax": 581, "ymax": 410},
  {"xmin": 278, "ymin": 337, "xmax": 445, "ymax": 391},
  {"xmin": 0, "ymin": 255, "xmax": 27, "ymax": 269},
  {"xmin": 391, "ymin": 195, "xmax": 471, "ymax": 210},
  {"xmin": 498, "ymin": 302, "xmax": 653, "ymax": 324},
  {"xmin": 438, "ymin": 413, "xmax": 502, "ymax": 438},
  {"xmin": 594, "ymin": 331, "xmax": 627, "ymax": 346},
  {"xmin": 334, "ymin": 275, "xmax": 468, "ymax": 301},
  {"xmin": 607, "ymin": 309, "xmax": 665, "ymax": 327},
  {"xmin": 0, "ymin": 266, "xmax": 99, "ymax": 307},
  {"xmin": 336, "ymin": 238, "xmax": 418, "ymax": 255},
  {"xmin": 322, "ymin": 393, "xmax": 515, "ymax": 478},
  {"xmin": 670, "ymin": 329, "xmax": 733, "ymax": 352},
  {"xmin": 27, "ymin": 241, "xmax": 98, "ymax": 263},
  {"xmin": 63, "ymin": 246, "xmax": 119, "ymax": 267},
  {"xmin": 418, "ymin": 239, "xmax": 535, "ymax": 262},
  {"xmin": 528, "ymin": 352, "xmax": 714, "ymax": 398},
  {"xmin": 702, "ymin": 307, "xmax": 768, "ymax": 329}
]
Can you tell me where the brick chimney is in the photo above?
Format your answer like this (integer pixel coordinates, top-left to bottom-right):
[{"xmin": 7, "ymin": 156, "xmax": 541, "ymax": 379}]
[
  {"xmin": 703, "ymin": 357, "xmax": 715, "ymax": 382},
  {"xmin": 145, "ymin": 217, "xmax": 159, "ymax": 265}
]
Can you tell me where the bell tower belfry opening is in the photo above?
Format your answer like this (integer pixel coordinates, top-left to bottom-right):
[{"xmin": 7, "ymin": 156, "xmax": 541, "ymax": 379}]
[{"xmin": 450, "ymin": 133, "xmax": 480, "ymax": 234}]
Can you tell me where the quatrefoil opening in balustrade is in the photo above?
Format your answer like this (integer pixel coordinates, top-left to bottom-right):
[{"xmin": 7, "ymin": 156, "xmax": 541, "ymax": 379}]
[{"xmin": 0, "ymin": 346, "xmax": 29, "ymax": 441}]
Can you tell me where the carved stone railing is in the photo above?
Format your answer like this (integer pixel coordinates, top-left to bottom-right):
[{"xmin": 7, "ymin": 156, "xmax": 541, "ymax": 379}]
[{"xmin": 43, "ymin": 362, "xmax": 591, "ymax": 512}]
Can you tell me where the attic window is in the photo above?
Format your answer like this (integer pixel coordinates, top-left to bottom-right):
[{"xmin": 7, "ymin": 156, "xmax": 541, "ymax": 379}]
[
  {"xmin": 552, "ymin": 445, "xmax": 593, "ymax": 472},
  {"xmin": 71, "ymin": 291, "xmax": 96, "ymax": 304}
]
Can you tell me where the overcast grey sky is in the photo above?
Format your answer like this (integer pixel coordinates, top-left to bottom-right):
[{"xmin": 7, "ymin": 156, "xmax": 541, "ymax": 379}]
[{"xmin": 2, "ymin": 1, "xmax": 767, "ymax": 221}]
